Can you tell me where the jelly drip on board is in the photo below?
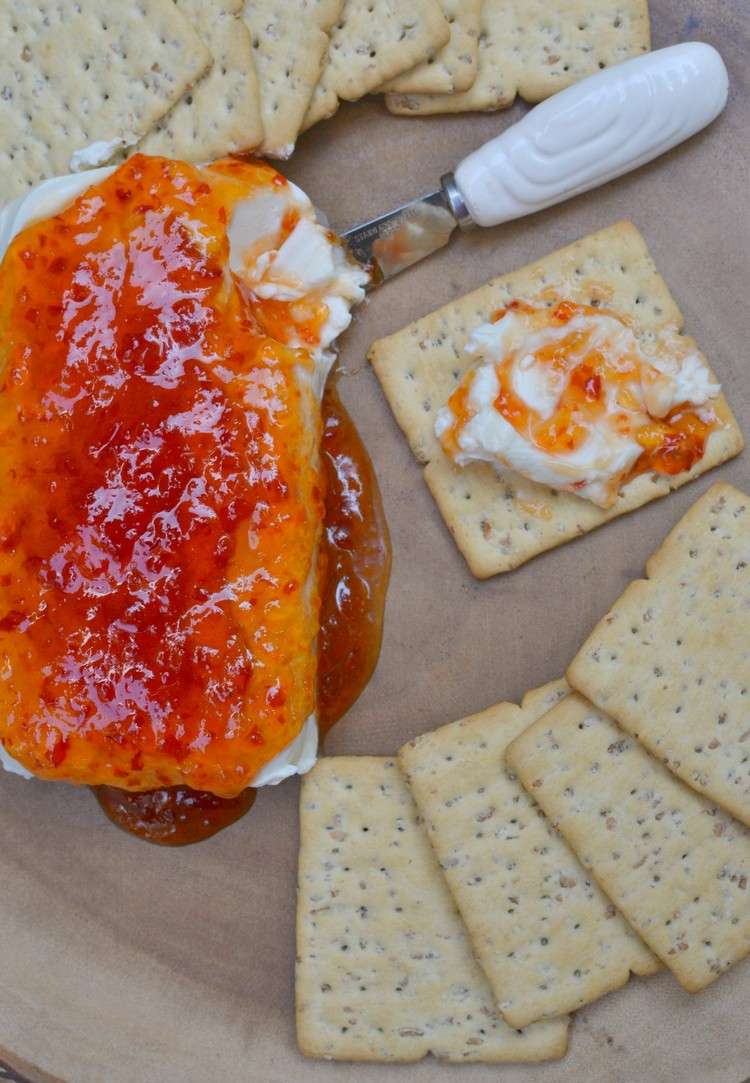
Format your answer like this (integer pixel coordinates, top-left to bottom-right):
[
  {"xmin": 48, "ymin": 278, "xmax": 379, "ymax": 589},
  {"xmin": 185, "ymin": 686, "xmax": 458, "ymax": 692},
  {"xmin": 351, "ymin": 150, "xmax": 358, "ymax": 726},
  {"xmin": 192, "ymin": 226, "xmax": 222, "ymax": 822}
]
[
  {"xmin": 94, "ymin": 784, "xmax": 257, "ymax": 846},
  {"xmin": 317, "ymin": 384, "xmax": 391, "ymax": 735},
  {"xmin": 96, "ymin": 383, "xmax": 391, "ymax": 845}
]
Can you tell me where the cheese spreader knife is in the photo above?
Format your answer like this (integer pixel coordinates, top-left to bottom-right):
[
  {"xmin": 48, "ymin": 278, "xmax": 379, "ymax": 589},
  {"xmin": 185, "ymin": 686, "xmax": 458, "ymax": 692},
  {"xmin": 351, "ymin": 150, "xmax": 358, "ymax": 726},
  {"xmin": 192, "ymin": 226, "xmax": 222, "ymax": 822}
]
[{"xmin": 343, "ymin": 42, "xmax": 728, "ymax": 285}]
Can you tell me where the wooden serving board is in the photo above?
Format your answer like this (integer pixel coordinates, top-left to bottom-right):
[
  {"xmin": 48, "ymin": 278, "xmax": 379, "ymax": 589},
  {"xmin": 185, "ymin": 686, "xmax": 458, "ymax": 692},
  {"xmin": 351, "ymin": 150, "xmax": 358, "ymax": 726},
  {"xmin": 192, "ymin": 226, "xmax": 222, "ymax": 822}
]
[{"xmin": 1, "ymin": 2, "xmax": 749, "ymax": 1081}]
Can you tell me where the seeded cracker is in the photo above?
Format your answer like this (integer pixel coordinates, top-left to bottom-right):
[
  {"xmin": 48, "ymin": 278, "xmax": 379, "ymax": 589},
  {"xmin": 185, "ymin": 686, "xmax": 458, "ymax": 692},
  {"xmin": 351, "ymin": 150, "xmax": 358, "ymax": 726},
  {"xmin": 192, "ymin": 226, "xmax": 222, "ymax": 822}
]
[
  {"xmin": 242, "ymin": 0, "xmax": 345, "ymax": 158},
  {"xmin": 507, "ymin": 694, "xmax": 750, "ymax": 992},
  {"xmin": 381, "ymin": 0, "xmax": 482, "ymax": 96},
  {"xmin": 302, "ymin": 0, "xmax": 450, "ymax": 131},
  {"xmin": 0, "ymin": 0, "xmax": 211, "ymax": 198},
  {"xmin": 140, "ymin": 0, "xmax": 263, "ymax": 161},
  {"xmin": 568, "ymin": 482, "xmax": 750, "ymax": 826},
  {"xmin": 399, "ymin": 680, "xmax": 659, "ymax": 1029},
  {"xmin": 368, "ymin": 222, "xmax": 743, "ymax": 578},
  {"xmin": 296, "ymin": 757, "xmax": 569, "ymax": 1062},
  {"xmin": 386, "ymin": 0, "xmax": 650, "ymax": 116}
]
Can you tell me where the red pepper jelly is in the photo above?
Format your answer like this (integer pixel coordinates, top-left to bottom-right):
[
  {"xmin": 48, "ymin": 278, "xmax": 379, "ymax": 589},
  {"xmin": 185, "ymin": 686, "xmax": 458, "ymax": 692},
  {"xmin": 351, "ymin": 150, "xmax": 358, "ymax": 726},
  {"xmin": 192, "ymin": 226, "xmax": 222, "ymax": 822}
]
[
  {"xmin": 95, "ymin": 385, "xmax": 391, "ymax": 845},
  {"xmin": 0, "ymin": 154, "xmax": 389, "ymax": 807}
]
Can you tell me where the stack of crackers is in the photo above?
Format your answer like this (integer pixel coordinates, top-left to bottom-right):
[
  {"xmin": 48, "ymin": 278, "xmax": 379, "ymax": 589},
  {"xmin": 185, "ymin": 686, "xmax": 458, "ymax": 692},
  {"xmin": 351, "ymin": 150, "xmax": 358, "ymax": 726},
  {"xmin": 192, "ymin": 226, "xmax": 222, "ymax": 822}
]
[
  {"xmin": 297, "ymin": 481, "xmax": 750, "ymax": 1064},
  {"xmin": 1, "ymin": 0, "xmax": 260, "ymax": 199},
  {"xmin": 300, "ymin": 0, "xmax": 651, "ymax": 133},
  {"xmin": 0, "ymin": 0, "xmax": 651, "ymax": 201}
]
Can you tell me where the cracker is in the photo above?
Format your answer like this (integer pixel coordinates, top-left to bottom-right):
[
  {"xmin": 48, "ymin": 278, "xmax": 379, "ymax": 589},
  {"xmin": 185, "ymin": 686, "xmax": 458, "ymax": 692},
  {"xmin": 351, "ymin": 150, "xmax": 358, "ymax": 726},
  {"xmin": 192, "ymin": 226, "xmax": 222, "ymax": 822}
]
[
  {"xmin": 140, "ymin": 0, "xmax": 263, "ymax": 161},
  {"xmin": 507, "ymin": 694, "xmax": 750, "ymax": 992},
  {"xmin": 380, "ymin": 0, "xmax": 482, "ymax": 96},
  {"xmin": 296, "ymin": 757, "xmax": 569, "ymax": 1062},
  {"xmin": 398, "ymin": 680, "xmax": 659, "ymax": 1029},
  {"xmin": 242, "ymin": 0, "xmax": 344, "ymax": 158},
  {"xmin": 368, "ymin": 221, "xmax": 744, "ymax": 578},
  {"xmin": 0, "ymin": 0, "xmax": 211, "ymax": 199},
  {"xmin": 386, "ymin": 0, "xmax": 650, "ymax": 116},
  {"xmin": 302, "ymin": 0, "xmax": 450, "ymax": 131},
  {"xmin": 568, "ymin": 482, "xmax": 750, "ymax": 826},
  {"xmin": 386, "ymin": 0, "xmax": 516, "ymax": 115}
]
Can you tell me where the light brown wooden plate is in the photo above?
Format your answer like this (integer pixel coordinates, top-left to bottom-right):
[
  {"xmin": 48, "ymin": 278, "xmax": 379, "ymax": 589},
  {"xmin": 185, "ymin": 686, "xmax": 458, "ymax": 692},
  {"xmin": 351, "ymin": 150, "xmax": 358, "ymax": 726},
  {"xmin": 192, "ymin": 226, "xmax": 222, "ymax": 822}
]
[{"xmin": 2, "ymin": 2, "xmax": 749, "ymax": 1080}]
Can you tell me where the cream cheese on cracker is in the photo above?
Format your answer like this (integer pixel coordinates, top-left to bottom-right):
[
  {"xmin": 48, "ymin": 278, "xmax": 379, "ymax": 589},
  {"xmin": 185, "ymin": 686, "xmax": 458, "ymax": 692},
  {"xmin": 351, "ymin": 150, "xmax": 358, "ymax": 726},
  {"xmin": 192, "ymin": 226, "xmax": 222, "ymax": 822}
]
[{"xmin": 436, "ymin": 302, "xmax": 721, "ymax": 508}]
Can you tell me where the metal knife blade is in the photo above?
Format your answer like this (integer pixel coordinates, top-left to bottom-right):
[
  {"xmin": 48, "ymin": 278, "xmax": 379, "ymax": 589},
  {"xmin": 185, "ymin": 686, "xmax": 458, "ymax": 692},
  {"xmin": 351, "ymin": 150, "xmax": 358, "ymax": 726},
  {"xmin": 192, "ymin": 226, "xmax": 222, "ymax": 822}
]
[{"xmin": 341, "ymin": 177, "xmax": 469, "ymax": 286}]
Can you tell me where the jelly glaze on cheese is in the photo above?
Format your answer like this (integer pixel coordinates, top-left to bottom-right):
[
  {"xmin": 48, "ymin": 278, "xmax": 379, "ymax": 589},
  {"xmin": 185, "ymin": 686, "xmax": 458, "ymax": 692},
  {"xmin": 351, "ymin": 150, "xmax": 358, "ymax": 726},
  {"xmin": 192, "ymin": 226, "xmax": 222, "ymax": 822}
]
[
  {"xmin": 93, "ymin": 384, "xmax": 392, "ymax": 845},
  {"xmin": 0, "ymin": 155, "xmax": 342, "ymax": 795}
]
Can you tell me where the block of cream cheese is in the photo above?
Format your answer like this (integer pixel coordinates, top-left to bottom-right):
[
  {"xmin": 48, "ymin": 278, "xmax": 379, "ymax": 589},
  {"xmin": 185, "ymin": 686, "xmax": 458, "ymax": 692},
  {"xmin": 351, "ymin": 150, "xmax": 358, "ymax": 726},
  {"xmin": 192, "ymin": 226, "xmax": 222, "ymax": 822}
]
[{"xmin": 0, "ymin": 155, "xmax": 367, "ymax": 794}]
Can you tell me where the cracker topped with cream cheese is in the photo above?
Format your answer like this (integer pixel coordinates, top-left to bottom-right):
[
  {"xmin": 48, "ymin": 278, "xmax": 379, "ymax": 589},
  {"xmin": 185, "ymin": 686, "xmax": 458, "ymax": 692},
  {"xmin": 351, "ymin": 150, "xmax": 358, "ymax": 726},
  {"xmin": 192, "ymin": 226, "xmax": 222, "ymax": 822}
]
[{"xmin": 369, "ymin": 221, "xmax": 743, "ymax": 577}]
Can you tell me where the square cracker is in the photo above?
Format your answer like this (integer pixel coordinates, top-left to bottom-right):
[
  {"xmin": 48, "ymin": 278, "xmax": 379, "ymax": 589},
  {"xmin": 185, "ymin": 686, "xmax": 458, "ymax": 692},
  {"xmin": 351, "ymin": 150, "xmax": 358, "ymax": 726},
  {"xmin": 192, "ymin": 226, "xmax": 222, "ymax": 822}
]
[
  {"xmin": 380, "ymin": 0, "xmax": 482, "ymax": 96},
  {"xmin": 297, "ymin": 757, "xmax": 569, "ymax": 1062},
  {"xmin": 507, "ymin": 694, "xmax": 750, "ymax": 992},
  {"xmin": 368, "ymin": 221, "xmax": 743, "ymax": 578},
  {"xmin": 398, "ymin": 680, "xmax": 659, "ymax": 1030},
  {"xmin": 242, "ymin": 0, "xmax": 345, "ymax": 158},
  {"xmin": 140, "ymin": 0, "xmax": 263, "ymax": 161},
  {"xmin": 0, "ymin": 0, "xmax": 211, "ymax": 199},
  {"xmin": 302, "ymin": 0, "xmax": 450, "ymax": 131},
  {"xmin": 568, "ymin": 482, "xmax": 750, "ymax": 826},
  {"xmin": 386, "ymin": 0, "xmax": 650, "ymax": 115}
]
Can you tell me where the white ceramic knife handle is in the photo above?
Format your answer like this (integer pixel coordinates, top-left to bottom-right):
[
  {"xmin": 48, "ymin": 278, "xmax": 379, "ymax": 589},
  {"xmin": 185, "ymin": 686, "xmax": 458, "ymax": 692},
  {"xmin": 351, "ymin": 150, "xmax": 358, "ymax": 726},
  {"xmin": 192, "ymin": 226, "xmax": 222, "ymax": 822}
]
[{"xmin": 453, "ymin": 42, "xmax": 728, "ymax": 229}]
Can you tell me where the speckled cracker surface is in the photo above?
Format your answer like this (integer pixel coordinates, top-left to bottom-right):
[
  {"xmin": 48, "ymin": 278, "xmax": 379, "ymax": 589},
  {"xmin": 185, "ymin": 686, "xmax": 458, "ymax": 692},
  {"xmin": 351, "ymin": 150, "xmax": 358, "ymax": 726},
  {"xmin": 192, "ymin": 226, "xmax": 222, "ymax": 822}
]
[
  {"xmin": 140, "ymin": 0, "xmax": 263, "ymax": 160},
  {"xmin": 386, "ymin": 0, "xmax": 516, "ymax": 115},
  {"xmin": 242, "ymin": 0, "xmax": 344, "ymax": 157},
  {"xmin": 398, "ymin": 680, "xmax": 659, "ymax": 1029},
  {"xmin": 507, "ymin": 694, "xmax": 750, "ymax": 993},
  {"xmin": 568, "ymin": 482, "xmax": 750, "ymax": 826},
  {"xmin": 0, "ymin": 0, "xmax": 211, "ymax": 198},
  {"xmin": 386, "ymin": 0, "xmax": 650, "ymax": 115},
  {"xmin": 381, "ymin": 0, "xmax": 482, "ymax": 95},
  {"xmin": 296, "ymin": 757, "xmax": 569, "ymax": 1062},
  {"xmin": 368, "ymin": 222, "xmax": 743, "ymax": 578},
  {"xmin": 302, "ymin": 0, "xmax": 450, "ymax": 131}
]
